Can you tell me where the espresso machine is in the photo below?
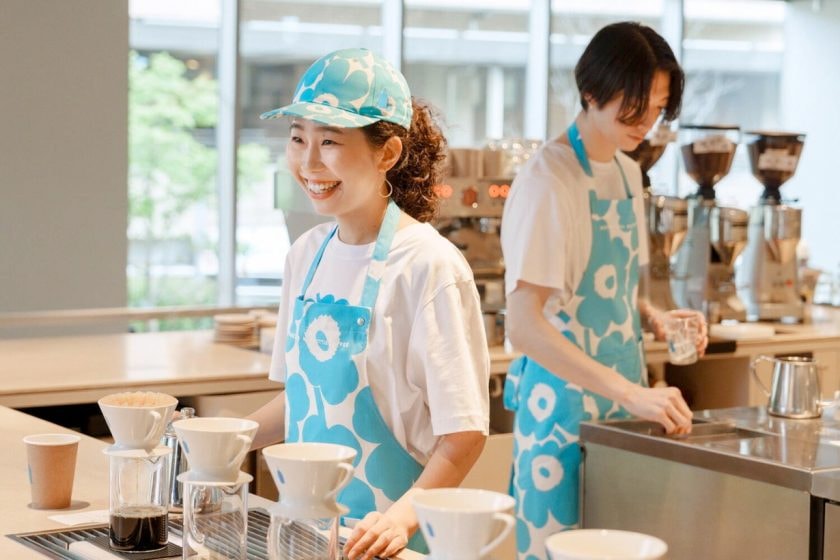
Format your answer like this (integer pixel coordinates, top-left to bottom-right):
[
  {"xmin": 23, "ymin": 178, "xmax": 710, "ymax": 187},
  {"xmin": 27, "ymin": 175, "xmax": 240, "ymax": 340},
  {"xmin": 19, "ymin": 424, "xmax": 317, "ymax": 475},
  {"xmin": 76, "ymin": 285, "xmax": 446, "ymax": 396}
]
[
  {"xmin": 671, "ymin": 124, "xmax": 749, "ymax": 322},
  {"xmin": 434, "ymin": 146, "xmax": 515, "ymax": 343},
  {"xmin": 736, "ymin": 131, "xmax": 806, "ymax": 322},
  {"xmin": 624, "ymin": 124, "xmax": 687, "ymax": 311}
]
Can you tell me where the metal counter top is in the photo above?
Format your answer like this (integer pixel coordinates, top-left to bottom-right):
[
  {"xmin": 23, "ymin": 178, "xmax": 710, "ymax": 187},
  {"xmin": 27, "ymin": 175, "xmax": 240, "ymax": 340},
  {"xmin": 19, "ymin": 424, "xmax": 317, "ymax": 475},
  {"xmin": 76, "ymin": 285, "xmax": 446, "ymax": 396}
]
[{"xmin": 580, "ymin": 406, "xmax": 840, "ymax": 501}]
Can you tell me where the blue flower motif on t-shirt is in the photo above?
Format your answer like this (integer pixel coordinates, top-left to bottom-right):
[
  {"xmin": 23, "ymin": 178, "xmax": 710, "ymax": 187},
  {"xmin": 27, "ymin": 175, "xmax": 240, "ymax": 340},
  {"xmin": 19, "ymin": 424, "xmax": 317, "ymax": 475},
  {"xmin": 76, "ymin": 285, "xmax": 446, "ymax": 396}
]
[
  {"xmin": 517, "ymin": 439, "xmax": 580, "ymax": 528},
  {"xmin": 297, "ymin": 294, "xmax": 367, "ymax": 405}
]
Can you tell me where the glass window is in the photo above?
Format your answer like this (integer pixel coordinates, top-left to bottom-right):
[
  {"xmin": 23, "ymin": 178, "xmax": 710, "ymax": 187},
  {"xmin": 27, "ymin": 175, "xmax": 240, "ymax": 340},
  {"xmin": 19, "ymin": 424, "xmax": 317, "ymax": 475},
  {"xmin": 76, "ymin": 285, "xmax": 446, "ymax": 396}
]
[
  {"xmin": 236, "ymin": 0, "xmax": 384, "ymax": 305},
  {"xmin": 403, "ymin": 1, "xmax": 531, "ymax": 148},
  {"xmin": 128, "ymin": 1, "xmax": 221, "ymax": 324}
]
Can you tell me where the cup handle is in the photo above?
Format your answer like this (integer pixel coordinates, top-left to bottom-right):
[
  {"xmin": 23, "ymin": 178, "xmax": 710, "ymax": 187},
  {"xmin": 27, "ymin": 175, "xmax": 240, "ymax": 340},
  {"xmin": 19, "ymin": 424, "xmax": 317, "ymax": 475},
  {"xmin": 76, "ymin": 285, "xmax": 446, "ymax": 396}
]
[
  {"xmin": 187, "ymin": 489, "xmax": 207, "ymax": 549},
  {"xmin": 750, "ymin": 355, "xmax": 774, "ymax": 397},
  {"xmin": 479, "ymin": 512, "xmax": 515, "ymax": 558},
  {"xmin": 226, "ymin": 434, "xmax": 253, "ymax": 471},
  {"xmin": 324, "ymin": 462, "xmax": 354, "ymax": 503},
  {"xmin": 144, "ymin": 411, "xmax": 163, "ymax": 443}
]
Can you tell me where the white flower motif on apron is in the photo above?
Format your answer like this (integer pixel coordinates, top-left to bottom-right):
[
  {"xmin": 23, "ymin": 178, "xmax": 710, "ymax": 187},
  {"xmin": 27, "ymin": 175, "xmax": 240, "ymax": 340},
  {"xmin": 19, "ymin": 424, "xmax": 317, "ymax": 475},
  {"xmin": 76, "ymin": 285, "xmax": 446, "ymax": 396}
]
[{"xmin": 303, "ymin": 314, "xmax": 342, "ymax": 362}]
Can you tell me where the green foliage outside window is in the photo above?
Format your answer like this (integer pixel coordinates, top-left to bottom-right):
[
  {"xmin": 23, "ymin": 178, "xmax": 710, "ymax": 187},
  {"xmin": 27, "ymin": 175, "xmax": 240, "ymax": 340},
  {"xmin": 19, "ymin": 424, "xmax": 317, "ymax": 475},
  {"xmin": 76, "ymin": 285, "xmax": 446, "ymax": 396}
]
[{"xmin": 128, "ymin": 51, "xmax": 269, "ymax": 324}]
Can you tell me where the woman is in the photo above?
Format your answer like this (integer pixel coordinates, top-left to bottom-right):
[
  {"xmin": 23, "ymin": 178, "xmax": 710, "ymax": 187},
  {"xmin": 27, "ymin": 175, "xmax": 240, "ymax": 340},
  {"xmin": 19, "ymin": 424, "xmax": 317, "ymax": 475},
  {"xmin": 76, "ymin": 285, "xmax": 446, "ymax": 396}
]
[
  {"xmin": 249, "ymin": 48, "xmax": 489, "ymax": 559},
  {"xmin": 501, "ymin": 22, "xmax": 707, "ymax": 558}
]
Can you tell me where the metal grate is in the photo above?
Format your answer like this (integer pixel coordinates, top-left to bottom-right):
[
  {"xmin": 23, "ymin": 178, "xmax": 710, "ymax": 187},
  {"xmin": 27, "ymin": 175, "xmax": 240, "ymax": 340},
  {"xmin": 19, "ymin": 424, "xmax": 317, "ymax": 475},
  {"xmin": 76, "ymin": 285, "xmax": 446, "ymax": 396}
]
[
  {"xmin": 171, "ymin": 508, "xmax": 270, "ymax": 559},
  {"xmin": 8, "ymin": 509, "xmax": 383, "ymax": 560},
  {"xmin": 7, "ymin": 524, "xmax": 110, "ymax": 560}
]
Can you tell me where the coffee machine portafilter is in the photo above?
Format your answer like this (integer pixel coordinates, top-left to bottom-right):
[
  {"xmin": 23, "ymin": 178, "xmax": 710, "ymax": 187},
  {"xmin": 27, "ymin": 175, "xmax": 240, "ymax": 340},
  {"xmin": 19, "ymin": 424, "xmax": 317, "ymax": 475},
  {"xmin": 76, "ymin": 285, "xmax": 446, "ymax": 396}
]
[{"xmin": 736, "ymin": 131, "xmax": 806, "ymax": 322}]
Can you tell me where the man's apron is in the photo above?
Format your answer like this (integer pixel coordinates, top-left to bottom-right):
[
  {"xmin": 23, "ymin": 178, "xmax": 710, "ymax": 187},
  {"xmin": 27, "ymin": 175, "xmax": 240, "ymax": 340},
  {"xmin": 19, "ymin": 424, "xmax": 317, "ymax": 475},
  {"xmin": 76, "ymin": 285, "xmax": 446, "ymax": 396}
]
[{"xmin": 504, "ymin": 123, "xmax": 646, "ymax": 559}]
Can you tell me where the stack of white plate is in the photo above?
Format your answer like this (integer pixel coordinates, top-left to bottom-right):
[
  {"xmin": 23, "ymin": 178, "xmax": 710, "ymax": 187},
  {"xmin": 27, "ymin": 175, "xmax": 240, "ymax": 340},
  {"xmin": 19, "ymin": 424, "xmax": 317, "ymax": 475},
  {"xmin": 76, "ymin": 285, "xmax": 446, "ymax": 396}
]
[{"xmin": 213, "ymin": 313, "xmax": 258, "ymax": 348}]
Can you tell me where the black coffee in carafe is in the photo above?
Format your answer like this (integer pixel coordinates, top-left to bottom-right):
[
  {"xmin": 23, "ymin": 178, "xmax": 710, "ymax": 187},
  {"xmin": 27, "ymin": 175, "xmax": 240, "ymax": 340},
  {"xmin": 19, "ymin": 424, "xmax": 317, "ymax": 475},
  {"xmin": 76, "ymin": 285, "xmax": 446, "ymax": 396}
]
[
  {"xmin": 109, "ymin": 505, "xmax": 168, "ymax": 551},
  {"xmin": 107, "ymin": 445, "xmax": 171, "ymax": 552}
]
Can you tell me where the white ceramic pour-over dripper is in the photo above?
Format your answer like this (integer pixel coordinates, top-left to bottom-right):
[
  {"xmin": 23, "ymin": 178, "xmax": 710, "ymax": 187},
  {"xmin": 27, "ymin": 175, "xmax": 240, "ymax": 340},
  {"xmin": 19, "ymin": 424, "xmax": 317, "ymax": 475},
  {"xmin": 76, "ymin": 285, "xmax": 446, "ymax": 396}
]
[
  {"xmin": 412, "ymin": 488, "xmax": 515, "ymax": 560},
  {"xmin": 173, "ymin": 417, "xmax": 258, "ymax": 483},
  {"xmin": 98, "ymin": 392, "xmax": 178, "ymax": 451},
  {"xmin": 545, "ymin": 529, "xmax": 668, "ymax": 560},
  {"xmin": 262, "ymin": 442, "xmax": 356, "ymax": 517}
]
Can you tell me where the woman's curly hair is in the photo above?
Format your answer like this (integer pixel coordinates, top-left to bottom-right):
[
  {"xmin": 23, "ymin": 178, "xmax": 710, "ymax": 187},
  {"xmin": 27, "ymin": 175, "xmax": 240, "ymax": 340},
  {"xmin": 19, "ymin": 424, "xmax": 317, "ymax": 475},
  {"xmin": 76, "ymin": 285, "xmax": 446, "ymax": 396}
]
[{"xmin": 361, "ymin": 98, "xmax": 447, "ymax": 223}]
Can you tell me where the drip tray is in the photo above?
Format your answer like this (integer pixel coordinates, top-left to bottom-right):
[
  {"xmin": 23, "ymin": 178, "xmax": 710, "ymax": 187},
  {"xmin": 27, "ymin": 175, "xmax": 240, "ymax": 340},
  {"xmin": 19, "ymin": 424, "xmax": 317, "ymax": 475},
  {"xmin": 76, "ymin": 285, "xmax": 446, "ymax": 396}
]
[{"xmin": 6, "ymin": 509, "xmax": 384, "ymax": 560}]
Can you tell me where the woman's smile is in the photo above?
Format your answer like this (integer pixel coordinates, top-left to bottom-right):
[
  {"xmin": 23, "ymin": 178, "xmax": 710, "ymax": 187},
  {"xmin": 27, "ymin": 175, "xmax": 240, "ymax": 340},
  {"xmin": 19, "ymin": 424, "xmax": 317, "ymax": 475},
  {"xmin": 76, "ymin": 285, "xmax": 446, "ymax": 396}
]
[{"xmin": 303, "ymin": 179, "xmax": 342, "ymax": 198}]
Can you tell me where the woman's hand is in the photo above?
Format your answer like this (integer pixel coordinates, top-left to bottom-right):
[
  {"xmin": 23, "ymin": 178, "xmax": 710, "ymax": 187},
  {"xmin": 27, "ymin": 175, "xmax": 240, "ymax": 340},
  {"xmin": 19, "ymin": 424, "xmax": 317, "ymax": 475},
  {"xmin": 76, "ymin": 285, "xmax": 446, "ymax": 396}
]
[
  {"xmin": 620, "ymin": 384, "xmax": 693, "ymax": 435},
  {"xmin": 343, "ymin": 511, "xmax": 410, "ymax": 560}
]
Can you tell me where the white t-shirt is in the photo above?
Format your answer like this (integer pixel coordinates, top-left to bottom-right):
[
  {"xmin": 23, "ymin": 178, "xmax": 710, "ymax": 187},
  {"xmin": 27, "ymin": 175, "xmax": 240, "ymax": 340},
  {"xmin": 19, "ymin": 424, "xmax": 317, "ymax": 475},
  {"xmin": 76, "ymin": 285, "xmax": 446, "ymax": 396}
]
[
  {"xmin": 269, "ymin": 221, "xmax": 490, "ymax": 465},
  {"xmin": 501, "ymin": 136, "xmax": 649, "ymax": 306}
]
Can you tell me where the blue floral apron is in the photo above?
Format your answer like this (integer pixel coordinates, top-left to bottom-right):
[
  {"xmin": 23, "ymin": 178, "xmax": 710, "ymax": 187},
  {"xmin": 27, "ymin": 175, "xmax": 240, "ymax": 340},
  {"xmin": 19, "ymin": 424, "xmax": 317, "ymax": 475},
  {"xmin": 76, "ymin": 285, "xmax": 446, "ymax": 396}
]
[
  {"xmin": 504, "ymin": 123, "xmax": 646, "ymax": 559},
  {"xmin": 283, "ymin": 200, "xmax": 427, "ymax": 552}
]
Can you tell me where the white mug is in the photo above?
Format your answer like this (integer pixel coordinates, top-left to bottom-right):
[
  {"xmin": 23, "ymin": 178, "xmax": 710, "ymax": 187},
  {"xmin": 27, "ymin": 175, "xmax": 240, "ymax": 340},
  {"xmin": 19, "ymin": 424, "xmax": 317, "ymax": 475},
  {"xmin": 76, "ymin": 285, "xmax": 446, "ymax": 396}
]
[
  {"xmin": 545, "ymin": 529, "xmax": 668, "ymax": 560},
  {"xmin": 262, "ymin": 442, "xmax": 356, "ymax": 514},
  {"xmin": 98, "ymin": 392, "xmax": 178, "ymax": 451},
  {"xmin": 173, "ymin": 417, "xmax": 258, "ymax": 482},
  {"xmin": 412, "ymin": 488, "xmax": 515, "ymax": 560}
]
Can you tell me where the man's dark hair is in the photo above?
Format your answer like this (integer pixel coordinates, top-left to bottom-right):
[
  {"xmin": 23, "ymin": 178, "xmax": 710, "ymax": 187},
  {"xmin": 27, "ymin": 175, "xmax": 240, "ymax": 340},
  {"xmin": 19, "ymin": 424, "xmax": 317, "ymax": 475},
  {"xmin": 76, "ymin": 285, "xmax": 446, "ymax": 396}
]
[{"xmin": 575, "ymin": 21, "xmax": 684, "ymax": 124}]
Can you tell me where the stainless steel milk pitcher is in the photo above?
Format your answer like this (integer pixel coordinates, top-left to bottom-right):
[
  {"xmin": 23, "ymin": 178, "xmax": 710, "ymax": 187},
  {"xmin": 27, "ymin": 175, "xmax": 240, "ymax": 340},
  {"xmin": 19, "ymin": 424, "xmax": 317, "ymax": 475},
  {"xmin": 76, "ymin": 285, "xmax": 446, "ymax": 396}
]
[
  {"xmin": 161, "ymin": 406, "xmax": 195, "ymax": 509},
  {"xmin": 751, "ymin": 355, "xmax": 835, "ymax": 418}
]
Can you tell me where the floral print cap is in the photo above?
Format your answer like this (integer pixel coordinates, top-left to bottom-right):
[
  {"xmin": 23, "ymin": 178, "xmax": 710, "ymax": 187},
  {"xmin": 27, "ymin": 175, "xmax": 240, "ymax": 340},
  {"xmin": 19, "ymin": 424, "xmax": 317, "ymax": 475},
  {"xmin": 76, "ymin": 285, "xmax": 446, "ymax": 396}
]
[{"xmin": 259, "ymin": 48, "xmax": 413, "ymax": 129}]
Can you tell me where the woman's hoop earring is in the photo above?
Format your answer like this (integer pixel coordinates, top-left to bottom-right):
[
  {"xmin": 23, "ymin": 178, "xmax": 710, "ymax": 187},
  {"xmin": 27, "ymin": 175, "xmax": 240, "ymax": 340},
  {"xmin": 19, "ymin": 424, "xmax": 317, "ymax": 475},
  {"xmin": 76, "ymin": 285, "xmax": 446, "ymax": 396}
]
[{"xmin": 381, "ymin": 179, "xmax": 394, "ymax": 199}]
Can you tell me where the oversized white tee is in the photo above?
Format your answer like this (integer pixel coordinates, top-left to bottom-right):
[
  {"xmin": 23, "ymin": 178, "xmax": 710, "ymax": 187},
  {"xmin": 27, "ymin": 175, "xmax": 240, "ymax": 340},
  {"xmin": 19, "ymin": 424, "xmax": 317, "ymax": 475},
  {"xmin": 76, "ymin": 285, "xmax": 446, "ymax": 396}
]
[
  {"xmin": 270, "ymin": 221, "xmax": 490, "ymax": 465},
  {"xmin": 502, "ymin": 137, "xmax": 649, "ymax": 309}
]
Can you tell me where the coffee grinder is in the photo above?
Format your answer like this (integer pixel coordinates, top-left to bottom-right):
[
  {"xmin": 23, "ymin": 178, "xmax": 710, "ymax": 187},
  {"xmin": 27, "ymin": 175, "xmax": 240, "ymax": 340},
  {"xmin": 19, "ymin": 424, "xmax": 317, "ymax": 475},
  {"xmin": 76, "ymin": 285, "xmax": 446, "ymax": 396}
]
[
  {"xmin": 624, "ymin": 123, "xmax": 687, "ymax": 311},
  {"xmin": 671, "ymin": 124, "xmax": 748, "ymax": 322},
  {"xmin": 736, "ymin": 131, "xmax": 806, "ymax": 322}
]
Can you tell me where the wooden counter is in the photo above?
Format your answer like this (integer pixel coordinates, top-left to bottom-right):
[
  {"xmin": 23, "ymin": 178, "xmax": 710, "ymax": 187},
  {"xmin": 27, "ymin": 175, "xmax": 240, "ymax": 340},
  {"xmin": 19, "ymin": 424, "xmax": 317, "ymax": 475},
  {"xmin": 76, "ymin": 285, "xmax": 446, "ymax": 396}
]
[
  {"xmin": 1, "ymin": 406, "xmax": 423, "ymax": 559},
  {"xmin": 0, "ymin": 406, "xmax": 109, "ymax": 556},
  {"xmin": 0, "ymin": 330, "xmax": 276, "ymax": 408}
]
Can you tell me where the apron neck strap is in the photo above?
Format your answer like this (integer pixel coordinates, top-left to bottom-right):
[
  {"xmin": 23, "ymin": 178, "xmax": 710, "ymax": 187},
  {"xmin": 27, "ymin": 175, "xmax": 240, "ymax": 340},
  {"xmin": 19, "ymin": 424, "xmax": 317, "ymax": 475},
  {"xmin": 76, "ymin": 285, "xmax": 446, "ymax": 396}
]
[
  {"xmin": 299, "ymin": 199, "xmax": 402, "ymax": 309},
  {"xmin": 567, "ymin": 122, "xmax": 594, "ymax": 178},
  {"xmin": 567, "ymin": 121, "xmax": 633, "ymax": 198}
]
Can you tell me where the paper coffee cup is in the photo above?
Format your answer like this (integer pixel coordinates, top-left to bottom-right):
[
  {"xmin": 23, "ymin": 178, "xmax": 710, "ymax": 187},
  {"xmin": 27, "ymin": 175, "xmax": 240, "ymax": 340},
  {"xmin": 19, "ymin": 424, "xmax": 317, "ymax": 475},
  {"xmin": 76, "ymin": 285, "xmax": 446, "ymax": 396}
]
[{"xmin": 23, "ymin": 433, "xmax": 81, "ymax": 509}]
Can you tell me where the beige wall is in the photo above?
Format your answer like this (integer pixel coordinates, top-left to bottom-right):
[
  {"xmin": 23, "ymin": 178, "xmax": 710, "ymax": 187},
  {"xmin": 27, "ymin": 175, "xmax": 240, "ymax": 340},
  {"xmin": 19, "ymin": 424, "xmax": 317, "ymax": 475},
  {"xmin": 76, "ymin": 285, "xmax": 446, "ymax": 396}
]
[
  {"xmin": 782, "ymin": 1, "xmax": 840, "ymax": 273},
  {"xmin": 0, "ymin": 1, "xmax": 128, "ymax": 333}
]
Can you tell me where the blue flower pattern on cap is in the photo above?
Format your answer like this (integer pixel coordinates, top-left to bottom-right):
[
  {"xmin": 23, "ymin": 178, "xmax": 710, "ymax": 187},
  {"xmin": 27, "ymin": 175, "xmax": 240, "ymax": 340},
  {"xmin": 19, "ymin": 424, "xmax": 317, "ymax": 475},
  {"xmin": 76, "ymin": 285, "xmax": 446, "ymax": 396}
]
[{"xmin": 260, "ymin": 48, "xmax": 412, "ymax": 129}]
